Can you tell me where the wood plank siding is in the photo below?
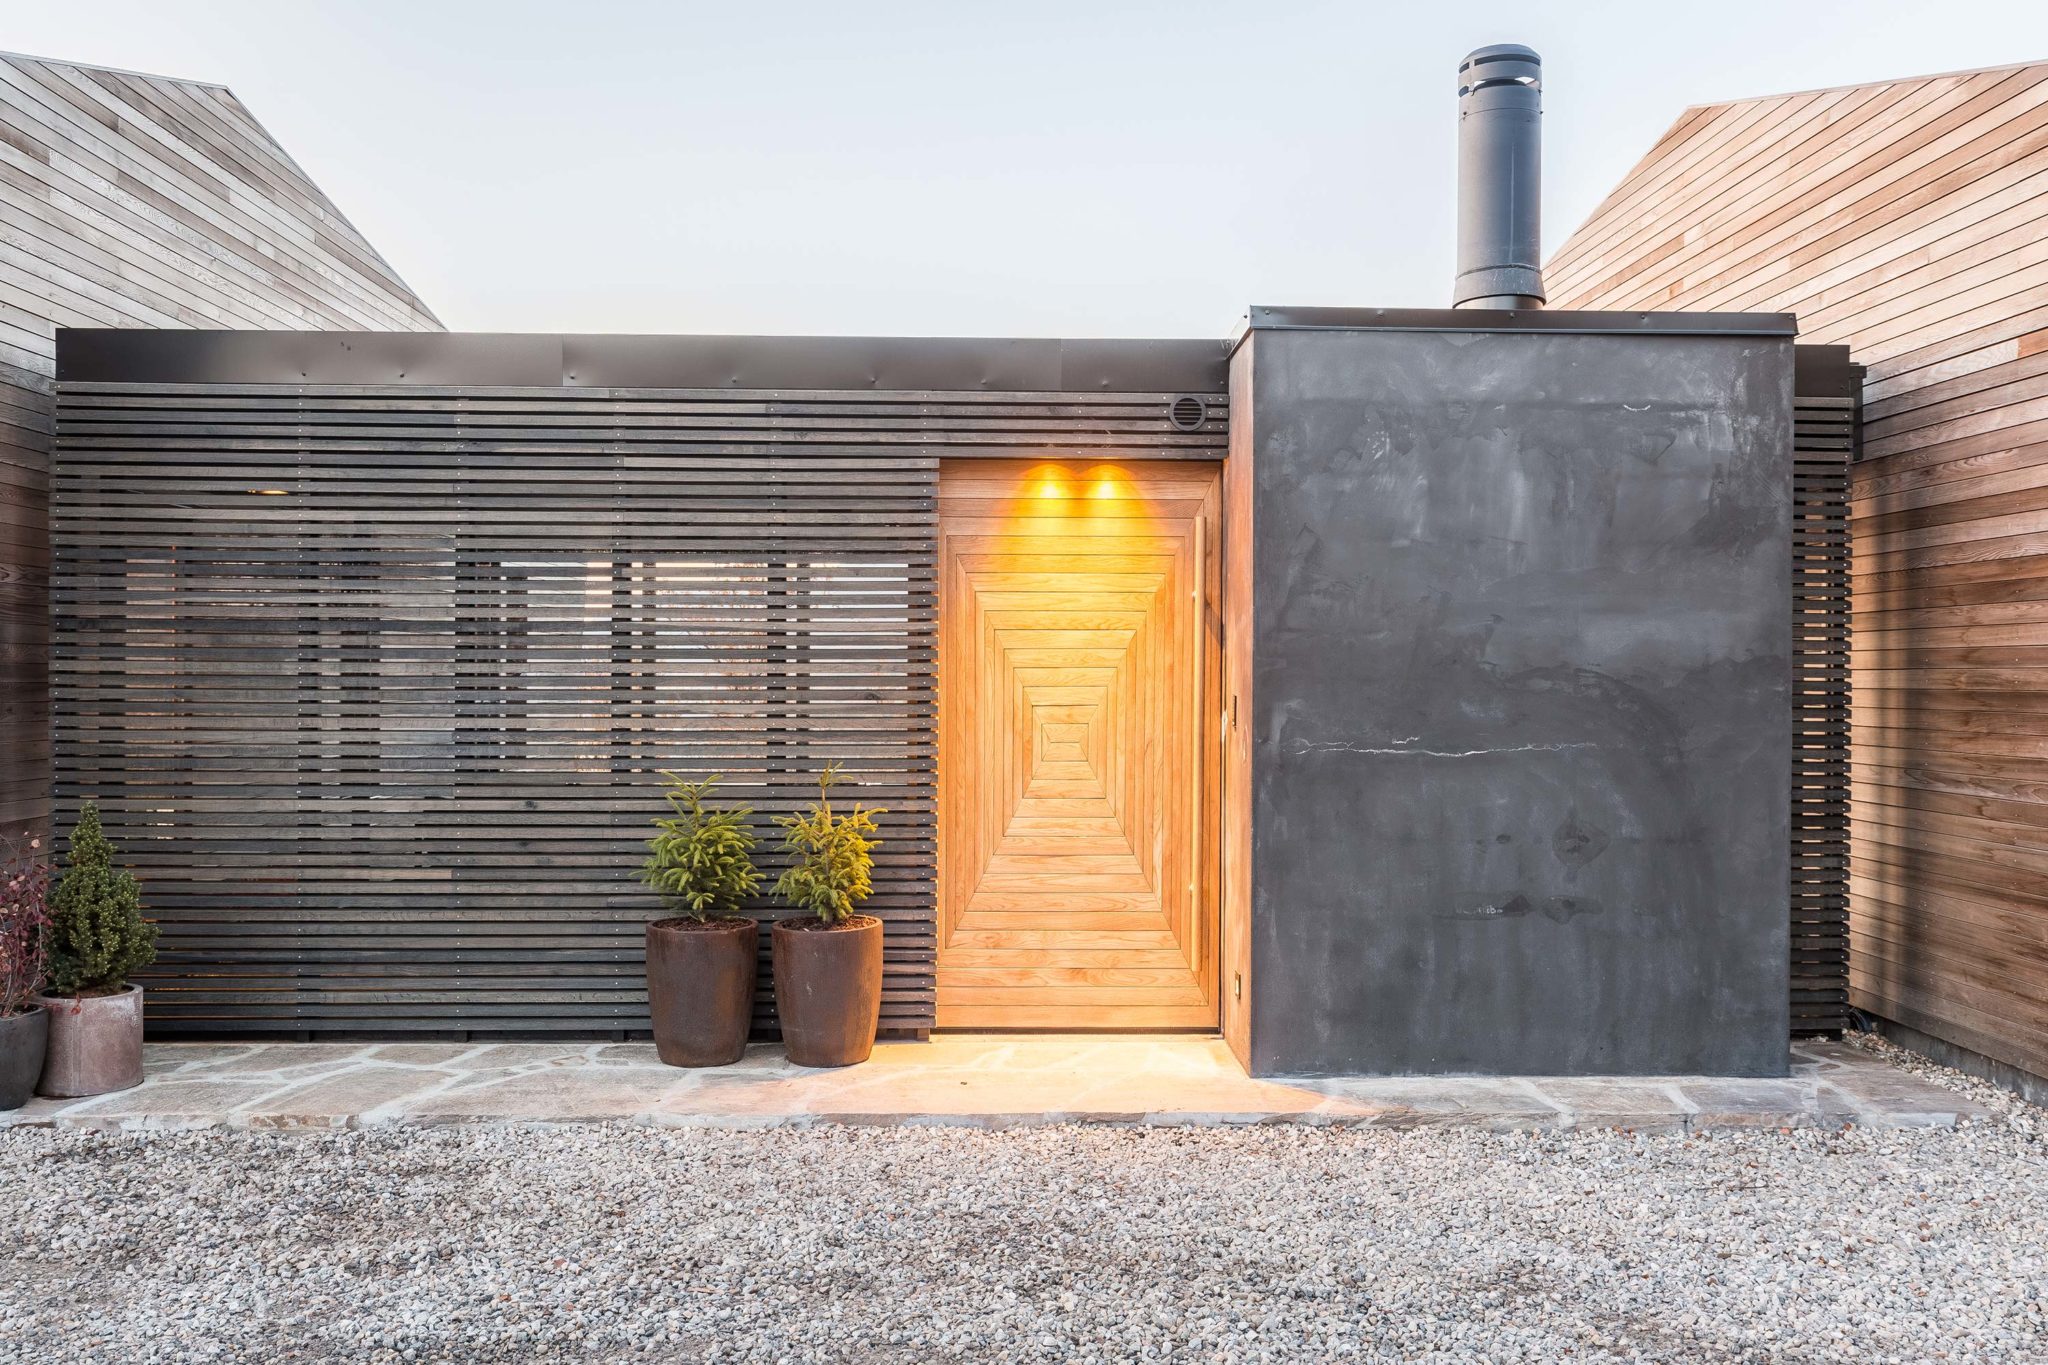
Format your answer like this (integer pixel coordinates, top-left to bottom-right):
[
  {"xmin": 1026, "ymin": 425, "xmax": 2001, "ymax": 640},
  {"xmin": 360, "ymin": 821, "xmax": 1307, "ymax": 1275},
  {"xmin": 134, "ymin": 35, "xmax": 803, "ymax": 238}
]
[
  {"xmin": 51, "ymin": 354, "xmax": 1227, "ymax": 1036},
  {"xmin": 1550, "ymin": 60, "xmax": 2048, "ymax": 1079},
  {"xmin": 1, "ymin": 51, "xmax": 440, "ymax": 840}
]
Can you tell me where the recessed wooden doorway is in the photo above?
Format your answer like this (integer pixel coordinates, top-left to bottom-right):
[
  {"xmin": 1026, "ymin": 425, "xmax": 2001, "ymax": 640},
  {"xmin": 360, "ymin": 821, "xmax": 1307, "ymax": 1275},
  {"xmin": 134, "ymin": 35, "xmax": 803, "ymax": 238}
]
[{"xmin": 936, "ymin": 459, "xmax": 1222, "ymax": 1029}]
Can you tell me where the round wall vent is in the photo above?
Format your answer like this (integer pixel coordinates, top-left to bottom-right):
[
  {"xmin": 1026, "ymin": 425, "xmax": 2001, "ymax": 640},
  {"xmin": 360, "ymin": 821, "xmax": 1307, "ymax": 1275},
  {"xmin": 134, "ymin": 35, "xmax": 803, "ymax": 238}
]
[{"xmin": 1169, "ymin": 395, "xmax": 1209, "ymax": 432}]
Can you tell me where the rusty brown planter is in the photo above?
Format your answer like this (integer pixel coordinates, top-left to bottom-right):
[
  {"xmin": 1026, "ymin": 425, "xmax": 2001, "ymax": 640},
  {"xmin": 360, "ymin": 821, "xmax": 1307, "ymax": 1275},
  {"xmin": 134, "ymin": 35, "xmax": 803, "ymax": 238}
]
[
  {"xmin": 34, "ymin": 985, "xmax": 144, "ymax": 1098},
  {"xmin": 0, "ymin": 1006, "xmax": 49, "ymax": 1111},
  {"xmin": 646, "ymin": 916, "xmax": 758, "ymax": 1067},
  {"xmin": 771, "ymin": 915, "xmax": 883, "ymax": 1067}
]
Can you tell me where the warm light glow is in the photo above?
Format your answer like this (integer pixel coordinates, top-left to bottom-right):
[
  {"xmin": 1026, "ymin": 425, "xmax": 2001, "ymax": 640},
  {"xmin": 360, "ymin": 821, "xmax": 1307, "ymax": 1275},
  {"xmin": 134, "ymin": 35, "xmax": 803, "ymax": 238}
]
[
  {"xmin": 1024, "ymin": 464, "xmax": 1072, "ymax": 501},
  {"xmin": 1084, "ymin": 465, "xmax": 1135, "ymax": 501},
  {"xmin": 1011, "ymin": 464, "xmax": 1146, "ymax": 517},
  {"xmin": 248, "ymin": 488, "xmax": 290, "ymax": 496}
]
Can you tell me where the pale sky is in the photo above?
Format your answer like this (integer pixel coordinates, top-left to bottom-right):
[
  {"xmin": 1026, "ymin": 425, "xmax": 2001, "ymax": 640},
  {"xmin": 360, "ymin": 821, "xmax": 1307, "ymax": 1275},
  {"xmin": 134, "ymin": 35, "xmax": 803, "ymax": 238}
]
[{"xmin": 11, "ymin": 0, "xmax": 2048, "ymax": 337}]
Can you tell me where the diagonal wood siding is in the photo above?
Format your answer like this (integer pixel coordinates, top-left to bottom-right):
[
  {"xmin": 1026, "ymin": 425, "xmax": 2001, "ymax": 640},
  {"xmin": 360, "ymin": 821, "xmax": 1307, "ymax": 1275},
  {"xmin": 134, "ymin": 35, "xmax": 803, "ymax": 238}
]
[
  {"xmin": 1, "ymin": 51, "xmax": 439, "ymax": 843},
  {"xmin": 52, "ymin": 380, "xmax": 1225, "ymax": 1037},
  {"xmin": 1550, "ymin": 60, "xmax": 2048, "ymax": 1074}
]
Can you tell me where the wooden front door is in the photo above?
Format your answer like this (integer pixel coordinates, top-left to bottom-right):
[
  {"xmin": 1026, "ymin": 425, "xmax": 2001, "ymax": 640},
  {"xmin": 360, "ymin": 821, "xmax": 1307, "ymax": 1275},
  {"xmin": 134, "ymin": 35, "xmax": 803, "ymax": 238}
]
[{"xmin": 937, "ymin": 459, "xmax": 1220, "ymax": 1029}]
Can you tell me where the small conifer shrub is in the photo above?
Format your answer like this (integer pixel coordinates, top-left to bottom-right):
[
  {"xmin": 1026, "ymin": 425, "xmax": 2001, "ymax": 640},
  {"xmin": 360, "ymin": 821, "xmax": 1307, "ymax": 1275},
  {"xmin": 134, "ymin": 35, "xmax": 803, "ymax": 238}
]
[
  {"xmin": 44, "ymin": 801, "xmax": 157, "ymax": 997},
  {"xmin": 773, "ymin": 763, "xmax": 885, "ymax": 925},
  {"xmin": 639, "ymin": 773, "xmax": 761, "ymax": 922}
]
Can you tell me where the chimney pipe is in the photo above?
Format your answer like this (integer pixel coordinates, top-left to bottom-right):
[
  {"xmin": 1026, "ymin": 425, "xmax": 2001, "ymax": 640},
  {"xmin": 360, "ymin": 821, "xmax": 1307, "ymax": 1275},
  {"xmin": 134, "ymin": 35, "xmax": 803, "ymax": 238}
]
[{"xmin": 1454, "ymin": 43, "xmax": 1545, "ymax": 310}]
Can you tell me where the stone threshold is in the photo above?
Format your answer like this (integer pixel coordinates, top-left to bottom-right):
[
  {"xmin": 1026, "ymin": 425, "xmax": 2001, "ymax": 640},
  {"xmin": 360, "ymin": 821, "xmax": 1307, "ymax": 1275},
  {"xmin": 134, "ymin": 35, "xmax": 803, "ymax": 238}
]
[{"xmin": 0, "ymin": 1036, "xmax": 1987, "ymax": 1134}]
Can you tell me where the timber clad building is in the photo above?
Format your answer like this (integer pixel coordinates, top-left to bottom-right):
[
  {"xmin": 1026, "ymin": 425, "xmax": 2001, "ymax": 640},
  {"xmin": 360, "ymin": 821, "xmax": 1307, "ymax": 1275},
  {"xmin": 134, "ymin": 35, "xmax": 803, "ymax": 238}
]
[
  {"xmin": 0, "ymin": 51, "xmax": 440, "ymax": 841},
  {"xmin": 9, "ymin": 44, "xmax": 2047, "ymax": 1089},
  {"xmin": 1551, "ymin": 58, "xmax": 2048, "ymax": 1091}
]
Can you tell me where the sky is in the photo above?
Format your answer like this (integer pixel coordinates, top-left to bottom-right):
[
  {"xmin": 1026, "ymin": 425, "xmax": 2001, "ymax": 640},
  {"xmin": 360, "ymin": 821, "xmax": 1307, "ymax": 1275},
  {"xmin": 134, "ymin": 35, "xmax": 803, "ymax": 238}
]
[{"xmin": 9, "ymin": 0, "xmax": 2048, "ymax": 337}]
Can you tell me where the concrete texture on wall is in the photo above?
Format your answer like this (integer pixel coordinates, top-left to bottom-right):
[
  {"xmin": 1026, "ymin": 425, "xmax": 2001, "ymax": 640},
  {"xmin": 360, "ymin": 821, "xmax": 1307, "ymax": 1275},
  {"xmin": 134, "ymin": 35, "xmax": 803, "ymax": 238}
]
[{"xmin": 1242, "ymin": 324, "xmax": 1794, "ymax": 1077}]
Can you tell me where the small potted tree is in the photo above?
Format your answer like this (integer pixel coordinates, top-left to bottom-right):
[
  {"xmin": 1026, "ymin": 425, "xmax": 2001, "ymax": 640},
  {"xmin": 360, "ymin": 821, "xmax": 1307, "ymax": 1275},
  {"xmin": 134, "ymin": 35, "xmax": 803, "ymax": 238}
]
[
  {"xmin": 639, "ymin": 773, "xmax": 762, "ymax": 1067},
  {"xmin": 1, "ymin": 831, "xmax": 53, "ymax": 1111},
  {"xmin": 34, "ymin": 801, "xmax": 157, "ymax": 1098},
  {"xmin": 770, "ymin": 763, "xmax": 886, "ymax": 1067}
]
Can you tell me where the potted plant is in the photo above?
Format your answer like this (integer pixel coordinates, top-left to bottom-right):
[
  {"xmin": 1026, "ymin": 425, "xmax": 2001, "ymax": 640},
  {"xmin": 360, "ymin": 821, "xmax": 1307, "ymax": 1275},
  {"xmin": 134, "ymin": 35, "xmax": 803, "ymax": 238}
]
[
  {"xmin": 34, "ymin": 801, "xmax": 157, "ymax": 1098},
  {"xmin": 639, "ymin": 773, "xmax": 763, "ymax": 1067},
  {"xmin": 770, "ymin": 763, "xmax": 886, "ymax": 1067},
  {"xmin": 1, "ymin": 831, "xmax": 53, "ymax": 1111}
]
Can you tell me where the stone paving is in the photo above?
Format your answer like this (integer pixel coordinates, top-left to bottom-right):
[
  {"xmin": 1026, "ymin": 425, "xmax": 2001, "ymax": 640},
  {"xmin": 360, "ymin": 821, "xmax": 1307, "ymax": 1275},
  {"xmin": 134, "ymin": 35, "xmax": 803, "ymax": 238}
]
[{"xmin": 0, "ymin": 1034, "xmax": 1988, "ymax": 1132}]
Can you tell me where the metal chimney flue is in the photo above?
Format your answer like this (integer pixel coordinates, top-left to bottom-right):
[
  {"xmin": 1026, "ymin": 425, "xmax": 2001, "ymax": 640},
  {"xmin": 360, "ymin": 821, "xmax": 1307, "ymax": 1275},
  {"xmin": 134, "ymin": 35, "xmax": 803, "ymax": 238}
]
[{"xmin": 1454, "ymin": 43, "xmax": 1545, "ymax": 310}]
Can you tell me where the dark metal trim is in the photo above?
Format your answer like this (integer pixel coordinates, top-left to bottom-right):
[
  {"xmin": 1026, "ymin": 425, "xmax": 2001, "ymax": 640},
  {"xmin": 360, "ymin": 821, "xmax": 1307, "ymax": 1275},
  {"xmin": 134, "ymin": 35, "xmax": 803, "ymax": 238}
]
[
  {"xmin": 1235, "ymin": 305, "xmax": 1799, "ymax": 351},
  {"xmin": 1794, "ymin": 343, "xmax": 1860, "ymax": 399},
  {"xmin": 56, "ymin": 330, "xmax": 1232, "ymax": 394}
]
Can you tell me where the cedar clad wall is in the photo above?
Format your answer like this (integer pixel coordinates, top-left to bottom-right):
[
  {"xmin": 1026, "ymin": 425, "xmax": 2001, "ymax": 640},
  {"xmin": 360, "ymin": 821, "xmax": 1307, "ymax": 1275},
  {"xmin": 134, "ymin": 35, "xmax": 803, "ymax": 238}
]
[
  {"xmin": 1549, "ymin": 60, "xmax": 2048, "ymax": 1082},
  {"xmin": 1, "ymin": 52, "xmax": 440, "ymax": 837}
]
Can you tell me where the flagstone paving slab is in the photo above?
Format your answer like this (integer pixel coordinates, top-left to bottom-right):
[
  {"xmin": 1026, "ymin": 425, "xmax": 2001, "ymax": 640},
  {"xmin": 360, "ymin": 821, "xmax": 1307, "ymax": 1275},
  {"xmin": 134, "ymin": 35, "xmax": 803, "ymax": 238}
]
[
  {"xmin": 39, "ymin": 1079, "xmax": 282, "ymax": 1130},
  {"xmin": 1673, "ymin": 1078, "xmax": 1827, "ymax": 1130},
  {"xmin": 0, "ymin": 1035, "xmax": 1988, "ymax": 1132},
  {"xmin": 237, "ymin": 1064, "xmax": 472, "ymax": 1130}
]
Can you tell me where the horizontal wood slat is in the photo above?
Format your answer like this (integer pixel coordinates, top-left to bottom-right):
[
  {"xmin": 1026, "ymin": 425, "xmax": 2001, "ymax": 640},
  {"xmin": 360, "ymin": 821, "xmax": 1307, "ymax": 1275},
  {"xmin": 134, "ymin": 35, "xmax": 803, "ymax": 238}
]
[
  {"xmin": 1792, "ymin": 393, "xmax": 1856, "ymax": 1034},
  {"xmin": 52, "ymin": 380, "xmax": 1226, "ymax": 1038}
]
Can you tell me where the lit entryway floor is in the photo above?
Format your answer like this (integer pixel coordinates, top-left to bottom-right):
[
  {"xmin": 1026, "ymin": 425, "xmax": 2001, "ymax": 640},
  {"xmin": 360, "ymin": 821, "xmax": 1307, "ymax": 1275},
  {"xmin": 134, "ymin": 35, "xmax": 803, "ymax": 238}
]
[{"xmin": 0, "ymin": 1035, "xmax": 1988, "ymax": 1132}]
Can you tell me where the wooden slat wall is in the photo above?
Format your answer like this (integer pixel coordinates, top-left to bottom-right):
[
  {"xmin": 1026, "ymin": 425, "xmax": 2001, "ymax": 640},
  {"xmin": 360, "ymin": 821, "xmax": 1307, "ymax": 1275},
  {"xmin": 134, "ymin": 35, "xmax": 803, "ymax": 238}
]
[
  {"xmin": 1792, "ymin": 386, "xmax": 1856, "ymax": 1034},
  {"xmin": 51, "ymin": 382, "xmax": 1226, "ymax": 1037},
  {"xmin": 1, "ymin": 51, "xmax": 440, "ymax": 839},
  {"xmin": 1549, "ymin": 60, "xmax": 2048, "ymax": 1075}
]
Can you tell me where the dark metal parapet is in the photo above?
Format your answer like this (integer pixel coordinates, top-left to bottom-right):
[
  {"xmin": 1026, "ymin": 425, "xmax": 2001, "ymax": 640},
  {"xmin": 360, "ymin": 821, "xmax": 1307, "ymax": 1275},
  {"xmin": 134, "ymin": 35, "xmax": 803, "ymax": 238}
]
[
  {"xmin": 1239, "ymin": 305, "xmax": 1796, "ymax": 340},
  {"xmin": 55, "ymin": 330, "xmax": 1232, "ymax": 395},
  {"xmin": 1455, "ymin": 43, "xmax": 1546, "ymax": 310}
]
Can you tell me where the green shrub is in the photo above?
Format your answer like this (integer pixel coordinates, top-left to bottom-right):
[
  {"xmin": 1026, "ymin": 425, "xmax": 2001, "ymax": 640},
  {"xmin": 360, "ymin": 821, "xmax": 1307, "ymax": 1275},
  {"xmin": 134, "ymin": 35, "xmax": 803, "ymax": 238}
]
[
  {"xmin": 44, "ymin": 801, "xmax": 157, "ymax": 996},
  {"xmin": 639, "ymin": 773, "xmax": 761, "ymax": 921},
  {"xmin": 773, "ymin": 764, "xmax": 885, "ymax": 925}
]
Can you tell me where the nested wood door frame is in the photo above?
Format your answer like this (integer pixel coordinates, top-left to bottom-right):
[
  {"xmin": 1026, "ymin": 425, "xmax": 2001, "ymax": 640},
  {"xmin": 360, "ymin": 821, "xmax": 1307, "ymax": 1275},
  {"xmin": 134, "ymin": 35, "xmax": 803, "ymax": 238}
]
[{"xmin": 936, "ymin": 459, "xmax": 1223, "ymax": 1030}]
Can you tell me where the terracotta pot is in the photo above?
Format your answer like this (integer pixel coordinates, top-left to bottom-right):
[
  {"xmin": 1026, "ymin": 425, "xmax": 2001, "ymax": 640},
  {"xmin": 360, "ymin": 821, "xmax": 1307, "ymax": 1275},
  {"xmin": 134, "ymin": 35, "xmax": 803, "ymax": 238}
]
[
  {"xmin": 646, "ymin": 916, "xmax": 758, "ymax": 1067},
  {"xmin": 771, "ymin": 915, "xmax": 883, "ymax": 1067},
  {"xmin": 34, "ymin": 984, "xmax": 145, "ymax": 1098},
  {"xmin": 0, "ymin": 1006, "xmax": 49, "ymax": 1111}
]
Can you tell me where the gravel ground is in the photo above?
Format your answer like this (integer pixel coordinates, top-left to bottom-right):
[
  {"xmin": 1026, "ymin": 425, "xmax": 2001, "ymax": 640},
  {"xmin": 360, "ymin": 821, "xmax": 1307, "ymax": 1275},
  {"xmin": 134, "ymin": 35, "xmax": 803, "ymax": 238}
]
[{"xmin": 1, "ymin": 1033, "xmax": 2043, "ymax": 1364}]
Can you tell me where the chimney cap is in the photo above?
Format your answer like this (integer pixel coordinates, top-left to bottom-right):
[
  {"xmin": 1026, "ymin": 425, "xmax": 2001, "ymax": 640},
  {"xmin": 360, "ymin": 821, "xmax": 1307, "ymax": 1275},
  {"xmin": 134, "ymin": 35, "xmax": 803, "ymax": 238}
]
[
  {"xmin": 1458, "ymin": 43, "xmax": 1542, "ymax": 94},
  {"xmin": 1461, "ymin": 41, "xmax": 1540, "ymax": 64}
]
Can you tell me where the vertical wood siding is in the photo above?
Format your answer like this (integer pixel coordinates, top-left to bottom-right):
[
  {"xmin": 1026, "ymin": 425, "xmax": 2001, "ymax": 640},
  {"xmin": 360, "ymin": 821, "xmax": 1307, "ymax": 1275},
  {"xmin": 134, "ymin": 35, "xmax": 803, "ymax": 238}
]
[
  {"xmin": 1550, "ymin": 60, "xmax": 2048, "ymax": 1076},
  {"xmin": 1, "ymin": 52, "xmax": 439, "ymax": 840},
  {"xmin": 52, "ymin": 382, "xmax": 1225, "ymax": 1037}
]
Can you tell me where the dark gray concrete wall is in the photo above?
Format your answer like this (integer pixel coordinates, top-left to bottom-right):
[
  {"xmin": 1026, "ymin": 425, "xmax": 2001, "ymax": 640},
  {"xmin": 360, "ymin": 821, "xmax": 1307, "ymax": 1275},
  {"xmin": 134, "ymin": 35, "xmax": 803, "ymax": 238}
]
[{"xmin": 1245, "ymin": 327, "xmax": 1793, "ymax": 1076}]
